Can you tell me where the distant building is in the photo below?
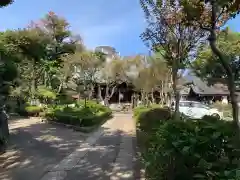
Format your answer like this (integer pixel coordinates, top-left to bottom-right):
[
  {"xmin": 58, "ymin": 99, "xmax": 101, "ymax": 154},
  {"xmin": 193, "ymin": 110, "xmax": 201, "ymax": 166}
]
[
  {"xmin": 95, "ymin": 46, "xmax": 119, "ymax": 63},
  {"xmin": 179, "ymin": 71, "xmax": 231, "ymax": 103}
]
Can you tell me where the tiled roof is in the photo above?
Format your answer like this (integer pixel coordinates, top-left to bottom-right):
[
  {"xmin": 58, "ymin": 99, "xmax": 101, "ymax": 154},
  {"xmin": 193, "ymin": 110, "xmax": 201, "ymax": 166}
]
[
  {"xmin": 95, "ymin": 46, "xmax": 117, "ymax": 55},
  {"xmin": 182, "ymin": 72, "xmax": 229, "ymax": 95}
]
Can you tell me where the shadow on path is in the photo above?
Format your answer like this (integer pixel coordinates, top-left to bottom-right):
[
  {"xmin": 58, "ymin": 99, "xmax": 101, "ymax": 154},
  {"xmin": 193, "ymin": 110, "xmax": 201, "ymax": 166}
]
[
  {"xmin": 0, "ymin": 117, "xmax": 87, "ymax": 180},
  {"xmin": 1, "ymin": 113, "xmax": 142, "ymax": 180},
  {"xmin": 64, "ymin": 113, "xmax": 140, "ymax": 180}
]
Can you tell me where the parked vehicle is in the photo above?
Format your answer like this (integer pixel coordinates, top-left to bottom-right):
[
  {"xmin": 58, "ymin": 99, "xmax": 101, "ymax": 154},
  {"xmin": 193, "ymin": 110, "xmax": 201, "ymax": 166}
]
[{"xmin": 177, "ymin": 100, "xmax": 223, "ymax": 119}]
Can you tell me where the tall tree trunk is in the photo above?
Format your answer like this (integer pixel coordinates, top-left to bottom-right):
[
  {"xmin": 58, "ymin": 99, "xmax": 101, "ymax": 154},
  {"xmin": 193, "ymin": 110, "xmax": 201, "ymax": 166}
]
[
  {"xmin": 172, "ymin": 63, "xmax": 180, "ymax": 120},
  {"xmin": 140, "ymin": 89, "xmax": 143, "ymax": 103},
  {"xmin": 160, "ymin": 81, "xmax": 164, "ymax": 105},
  {"xmin": 104, "ymin": 84, "xmax": 116, "ymax": 106},
  {"xmin": 88, "ymin": 84, "xmax": 94, "ymax": 100},
  {"xmin": 159, "ymin": 90, "xmax": 162, "ymax": 104},
  {"xmin": 228, "ymin": 80, "xmax": 238, "ymax": 125},
  {"xmin": 44, "ymin": 71, "xmax": 48, "ymax": 86},
  {"xmin": 57, "ymin": 82, "xmax": 63, "ymax": 94},
  {"xmin": 207, "ymin": 2, "xmax": 240, "ymax": 160},
  {"xmin": 118, "ymin": 89, "xmax": 121, "ymax": 104},
  {"xmin": 98, "ymin": 84, "xmax": 103, "ymax": 102},
  {"xmin": 31, "ymin": 59, "xmax": 37, "ymax": 97},
  {"xmin": 209, "ymin": 40, "xmax": 239, "ymax": 126},
  {"xmin": 151, "ymin": 88, "xmax": 155, "ymax": 104},
  {"xmin": 104, "ymin": 85, "xmax": 109, "ymax": 106},
  {"xmin": 208, "ymin": 1, "xmax": 239, "ymax": 127}
]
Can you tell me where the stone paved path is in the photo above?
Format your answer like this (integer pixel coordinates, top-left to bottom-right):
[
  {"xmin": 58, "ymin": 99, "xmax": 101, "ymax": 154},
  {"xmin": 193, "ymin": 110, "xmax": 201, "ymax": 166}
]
[
  {"xmin": 41, "ymin": 113, "xmax": 137, "ymax": 180},
  {"xmin": 0, "ymin": 117, "xmax": 87, "ymax": 180},
  {"xmin": 0, "ymin": 113, "xmax": 139, "ymax": 180}
]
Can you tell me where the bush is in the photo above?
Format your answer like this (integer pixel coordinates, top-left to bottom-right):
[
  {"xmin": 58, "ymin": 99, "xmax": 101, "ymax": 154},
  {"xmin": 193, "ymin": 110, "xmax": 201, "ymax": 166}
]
[
  {"xmin": 202, "ymin": 115, "xmax": 220, "ymax": 122},
  {"xmin": 23, "ymin": 105, "xmax": 43, "ymax": 116},
  {"xmin": 142, "ymin": 118, "xmax": 240, "ymax": 180},
  {"xmin": 56, "ymin": 94, "xmax": 76, "ymax": 105},
  {"xmin": 77, "ymin": 100, "xmax": 109, "ymax": 113},
  {"xmin": 44, "ymin": 101, "xmax": 112, "ymax": 127},
  {"xmin": 134, "ymin": 106, "xmax": 171, "ymax": 133},
  {"xmin": 134, "ymin": 106, "xmax": 172, "ymax": 152},
  {"xmin": 37, "ymin": 86, "xmax": 57, "ymax": 100},
  {"xmin": 133, "ymin": 106, "xmax": 150, "ymax": 119}
]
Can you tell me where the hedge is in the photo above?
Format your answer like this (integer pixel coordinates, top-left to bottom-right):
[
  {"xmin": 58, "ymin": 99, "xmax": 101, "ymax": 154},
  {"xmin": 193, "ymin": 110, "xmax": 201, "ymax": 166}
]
[
  {"xmin": 44, "ymin": 101, "xmax": 112, "ymax": 127},
  {"xmin": 134, "ymin": 107, "xmax": 240, "ymax": 180},
  {"xmin": 18, "ymin": 104, "xmax": 43, "ymax": 117}
]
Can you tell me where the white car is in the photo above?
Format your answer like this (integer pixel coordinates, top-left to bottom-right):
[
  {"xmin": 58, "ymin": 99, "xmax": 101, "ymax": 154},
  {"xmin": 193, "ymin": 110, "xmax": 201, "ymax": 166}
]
[{"xmin": 178, "ymin": 101, "xmax": 223, "ymax": 119}]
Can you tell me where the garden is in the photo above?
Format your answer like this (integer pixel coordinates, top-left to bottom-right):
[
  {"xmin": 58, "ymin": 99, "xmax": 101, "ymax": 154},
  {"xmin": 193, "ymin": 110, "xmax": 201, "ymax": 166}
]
[
  {"xmin": 8, "ymin": 86, "xmax": 112, "ymax": 130},
  {"xmin": 134, "ymin": 106, "xmax": 240, "ymax": 179}
]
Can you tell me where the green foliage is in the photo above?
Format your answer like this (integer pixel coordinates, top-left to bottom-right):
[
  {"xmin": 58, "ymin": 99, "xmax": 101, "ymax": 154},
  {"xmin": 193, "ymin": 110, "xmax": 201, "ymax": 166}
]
[
  {"xmin": 133, "ymin": 106, "xmax": 150, "ymax": 119},
  {"xmin": 139, "ymin": 115, "xmax": 239, "ymax": 179},
  {"xmin": 44, "ymin": 101, "xmax": 112, "ymax": 127},
  {"xmin": 2, "ymin": 12, "xmax": 81, "ymax": 96},
  {"xmin": 192, "ymin": 29, "xmax": 240, "ymax": 81},
  {"xmin": 0, "ymin": 0, "xmax": 13, "ymax": 7},
  {"xmin": 134, "ymin": 106, "xmax": 171, "ymax": 129},
  {"xmin": 56, "ymin": 94, "xmax": 75, "ymax": 105},
  {"xmin": 79, "ymin": 100, "xmax": 112, "ymax": 113},
  {"xmin": 37, "ymin": 86, "xmax": 57, "ymax": 102},
  {"xmin": 0, "ymin": 42, "xmax": 19, "ymax": 109},
  {"xmin": 134, "ymin": 106, "xmax": 172, "ymax": 151},
  {"xmin": 24, "ymin": 105, "xmax": 43, "ymax": 116}
]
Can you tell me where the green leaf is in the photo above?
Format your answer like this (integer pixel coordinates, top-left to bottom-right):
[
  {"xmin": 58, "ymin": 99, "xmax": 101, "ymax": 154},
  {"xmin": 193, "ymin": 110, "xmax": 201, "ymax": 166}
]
[
  {"xmin": 224, "ymin": 171, "xmax": 231, "ymax": 176},
  {"xmin": 182, "ymin": 146, "xmax": 190, "ymax": 153},
  {"xmin": 212, "ymin": 132, "xmax": 221, "ymax": 139},
  {"xmin": 198, "ymin": 159, "xmax": 212, "ymax": 169},
  {"xmin": 193, "ymin": 174, "xmax": 205, "ymax": 178},
  {"xmin": 236, "ymin": 169, "xmax": 240, "ymax": 178}
]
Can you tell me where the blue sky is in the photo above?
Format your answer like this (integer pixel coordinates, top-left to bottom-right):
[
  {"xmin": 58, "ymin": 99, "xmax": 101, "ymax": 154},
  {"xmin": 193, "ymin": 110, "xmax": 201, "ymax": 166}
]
[{"xmin": 0, "ymin": 0, "xmax": 239, "ymax": 56}]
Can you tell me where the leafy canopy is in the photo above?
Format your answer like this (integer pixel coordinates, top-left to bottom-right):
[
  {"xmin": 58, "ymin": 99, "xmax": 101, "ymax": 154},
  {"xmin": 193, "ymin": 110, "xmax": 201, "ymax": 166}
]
[{"xmin": 192, "ymin": 29, "xmax": 240, "ymax": 81}]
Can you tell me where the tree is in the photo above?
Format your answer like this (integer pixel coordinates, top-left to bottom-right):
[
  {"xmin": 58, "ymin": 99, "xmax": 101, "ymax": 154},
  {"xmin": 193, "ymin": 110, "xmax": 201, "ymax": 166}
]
[
  {"xmin": 4, "ymin": 28, "xmax": 50, "ymax": 96},
  {"xmin": 98, "ymin": 57, "xmax": 125, "ymax": 106},
  {"xmin": 140, "ymin": 0, "xmax": 205, "ymax": 119},
  {"xmin": 37, "ymin": 12, "xmax": 80, "ymax": 88},
  {"xmin": 192, "ymin": 29, "xmax": 240, "ymax": 84},
  {"xmin": 0, "ymin": 0, "xmax": 17, "ymax": 150},
  {"xmin": 0, "ymin": 33, "xmax": 19, "ymax": 152},
  {"xmin": 129, "ymin": 54, "xmax": 170, "ymax": 106},
  {"xmin": 70, "ymin": 52, "xmax": 99, "ymax": 98},
  {"xmin": 181, "ymin": 0, "xmax": 240, "ymax": 126},
  {"xmin": 3, "ymin": 12, "xmax": 80, "ymax": 95},
  {"xmin": 61, "ymin": 50, "xmax": 106, "ymax": 106},
  {"xmin": 0, "ymin": 0, "xmax": 13, "ymax": 7},
  {"xmin": 149, "ymin": 53, "xmax": 172, "ymax": 104}
]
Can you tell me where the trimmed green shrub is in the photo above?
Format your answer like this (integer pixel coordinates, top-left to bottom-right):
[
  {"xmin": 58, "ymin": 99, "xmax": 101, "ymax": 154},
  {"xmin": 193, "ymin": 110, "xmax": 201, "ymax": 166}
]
[
  {"xmin": 76, "ymin": 100, "xmax": 109, "ymax": 113},
  {"xmin": 202, "ymin": 115, "xmax": 220, "ymax": 122},
  {"xmin": 142, "ymin": 118, "xmax": 240, "ymax": 180},
  {"xmin": 44, "ymin": 101, "xmax": 112, "ymax": 127},
  {"xmin": 134, "ymin": 106, "xmax": 172, "ymax": 152},
  {"xmin": 37, "ymin": 86, "xmax": 57, "ymax": 100},
  {"xmin": 134, "ymin": 106, "xmax": 171, "ymax": 133},
  {"xmin": 133, "ymin": 106, "xmax": 150, "ymax": 119},
  {"xmin": 24, "ymin": 105, "xmax": 43, "ymax": 116},
  {"xmin": 56, "ymin": 94, "xmax": 76, "ymax": 105}
]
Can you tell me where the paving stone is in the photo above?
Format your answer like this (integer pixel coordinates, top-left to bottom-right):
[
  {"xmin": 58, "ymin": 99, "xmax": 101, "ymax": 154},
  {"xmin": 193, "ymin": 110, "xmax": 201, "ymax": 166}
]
[{"xmin": 40, "ymin": 171, "xmax": 67, "ymax": 180}]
